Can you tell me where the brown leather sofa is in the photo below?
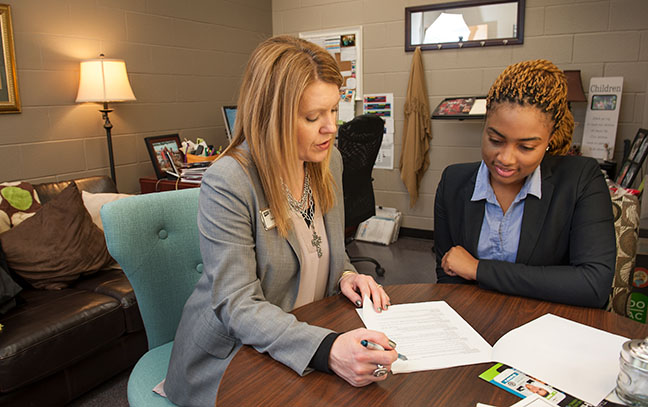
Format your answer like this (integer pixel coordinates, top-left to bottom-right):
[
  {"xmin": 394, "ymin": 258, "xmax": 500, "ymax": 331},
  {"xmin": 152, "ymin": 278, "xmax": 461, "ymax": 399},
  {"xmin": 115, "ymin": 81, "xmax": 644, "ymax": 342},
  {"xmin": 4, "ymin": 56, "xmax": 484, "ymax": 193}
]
[{"xmin": 0, "ymin": 176, "xmax": 147, "ymax": 406}]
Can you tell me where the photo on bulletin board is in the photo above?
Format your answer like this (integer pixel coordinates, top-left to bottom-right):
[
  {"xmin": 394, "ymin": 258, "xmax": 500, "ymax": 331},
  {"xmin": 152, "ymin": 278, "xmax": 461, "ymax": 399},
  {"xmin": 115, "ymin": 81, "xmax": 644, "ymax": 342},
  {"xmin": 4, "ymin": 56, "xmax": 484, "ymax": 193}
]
[
  {"xmin": 144, "ymin": 134, "xmax": 184, "ymax": 179},
  {"xmin": 341, "ymin": 34, "xmax": 355, "ymax": 47}
]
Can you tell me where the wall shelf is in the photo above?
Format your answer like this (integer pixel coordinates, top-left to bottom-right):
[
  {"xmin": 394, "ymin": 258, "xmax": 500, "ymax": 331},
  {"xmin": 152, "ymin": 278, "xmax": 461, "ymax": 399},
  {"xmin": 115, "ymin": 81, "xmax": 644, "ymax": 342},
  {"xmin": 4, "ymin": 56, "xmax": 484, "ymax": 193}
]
[{"xmin": 432, "ymin": 96, "xmax": 486, "ymax": 120}]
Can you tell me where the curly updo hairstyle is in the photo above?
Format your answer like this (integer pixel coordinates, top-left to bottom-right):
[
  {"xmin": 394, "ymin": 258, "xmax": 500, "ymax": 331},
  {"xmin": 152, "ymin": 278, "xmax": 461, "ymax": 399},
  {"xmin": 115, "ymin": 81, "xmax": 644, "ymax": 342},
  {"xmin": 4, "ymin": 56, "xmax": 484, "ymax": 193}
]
[{"xmin": 486, "ymin": 59, "xmax": 574, "ymax": 155}]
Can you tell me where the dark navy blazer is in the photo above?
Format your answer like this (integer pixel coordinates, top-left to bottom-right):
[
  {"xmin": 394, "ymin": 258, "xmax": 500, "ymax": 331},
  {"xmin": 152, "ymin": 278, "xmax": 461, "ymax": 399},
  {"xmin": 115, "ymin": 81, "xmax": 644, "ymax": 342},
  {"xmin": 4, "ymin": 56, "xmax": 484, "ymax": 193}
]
[{"xmin": 434, "ymin": 155, "xmax": 616, "ymax": 308}]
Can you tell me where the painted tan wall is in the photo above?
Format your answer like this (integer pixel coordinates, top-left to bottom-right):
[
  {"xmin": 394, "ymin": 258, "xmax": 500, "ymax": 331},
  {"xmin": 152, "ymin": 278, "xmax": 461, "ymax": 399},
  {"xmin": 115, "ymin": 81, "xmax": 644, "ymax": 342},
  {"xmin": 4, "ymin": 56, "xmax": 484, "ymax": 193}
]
[
  {"xmin": 273, "ymin": 0, "xmax": 648, "ymax": 231},
  {"xmin": 0, "ymin": 0, "xmax": 272, "ymax": 193}
]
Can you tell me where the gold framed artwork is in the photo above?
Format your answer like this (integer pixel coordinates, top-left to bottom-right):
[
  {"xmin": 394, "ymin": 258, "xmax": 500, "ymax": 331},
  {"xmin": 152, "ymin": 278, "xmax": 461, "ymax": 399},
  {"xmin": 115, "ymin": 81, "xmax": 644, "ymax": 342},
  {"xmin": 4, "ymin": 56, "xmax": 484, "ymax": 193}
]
[{"xmin": 0, "ymin": 4, "xmax": 20, "ymax": 113}]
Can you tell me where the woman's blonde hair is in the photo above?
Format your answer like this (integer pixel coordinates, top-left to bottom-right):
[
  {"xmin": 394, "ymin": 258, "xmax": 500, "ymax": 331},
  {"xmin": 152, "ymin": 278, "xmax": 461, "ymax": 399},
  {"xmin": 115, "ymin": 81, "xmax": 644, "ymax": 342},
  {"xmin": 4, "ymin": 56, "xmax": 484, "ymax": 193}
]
[
  {"xmin": 219, "ymin": 35, "xmax": 343, "ymax": 237},
  {"xmin": 486, "ymin": 59, "xmax": 573, "ymax": 155}
]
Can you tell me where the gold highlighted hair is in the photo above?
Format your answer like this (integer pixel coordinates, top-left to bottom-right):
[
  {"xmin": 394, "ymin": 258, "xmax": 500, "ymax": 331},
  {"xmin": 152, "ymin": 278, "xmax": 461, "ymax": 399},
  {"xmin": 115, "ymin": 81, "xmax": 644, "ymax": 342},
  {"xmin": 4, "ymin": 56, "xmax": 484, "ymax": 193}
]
[
  {"xmin": 487, "ymin": 59, "xmax": 574, "ymax": 155},
  {"xmin": 219, "ymin": 35, "xmax": 343, "ymax": 237}
]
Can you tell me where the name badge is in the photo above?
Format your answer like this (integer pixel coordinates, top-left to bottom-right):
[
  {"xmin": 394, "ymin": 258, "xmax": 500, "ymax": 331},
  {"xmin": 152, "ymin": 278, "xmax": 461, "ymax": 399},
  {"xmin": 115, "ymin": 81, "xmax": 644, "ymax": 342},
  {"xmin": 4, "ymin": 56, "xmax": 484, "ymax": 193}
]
[{"xmin": 259, "ymin": 208, "xmax": 276, "ymax": 231}]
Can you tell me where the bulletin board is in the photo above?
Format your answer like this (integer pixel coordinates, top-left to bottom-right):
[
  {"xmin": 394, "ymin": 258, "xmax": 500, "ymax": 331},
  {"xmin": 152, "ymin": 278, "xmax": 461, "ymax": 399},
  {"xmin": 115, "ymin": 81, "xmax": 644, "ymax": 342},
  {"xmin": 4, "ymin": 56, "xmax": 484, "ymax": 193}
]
[{"xmin": 300, "ymin": 26, "xmax": 363, "ymax": 100}]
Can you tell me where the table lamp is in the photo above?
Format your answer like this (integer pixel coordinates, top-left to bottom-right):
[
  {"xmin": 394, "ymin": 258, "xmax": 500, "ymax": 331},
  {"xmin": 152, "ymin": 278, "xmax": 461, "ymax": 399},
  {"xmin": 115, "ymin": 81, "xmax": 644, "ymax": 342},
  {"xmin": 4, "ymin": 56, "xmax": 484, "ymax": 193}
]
[
  {"xmin": 564, "ymin": 70, "xmax": 588, "ymax": 157},
  {"xmin": 76, "ymin": 54, "xmax": 136, "ymax": 184},
  {"xmin": 564, "ymin": 70, "xmax": 587, "ymax": 104}
]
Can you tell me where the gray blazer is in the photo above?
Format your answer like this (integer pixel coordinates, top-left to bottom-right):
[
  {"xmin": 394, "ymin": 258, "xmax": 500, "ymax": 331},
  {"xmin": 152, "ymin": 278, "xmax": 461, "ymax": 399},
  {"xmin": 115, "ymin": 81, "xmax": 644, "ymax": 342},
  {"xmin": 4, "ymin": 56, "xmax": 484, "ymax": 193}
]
[{"xmin": 164, "ymin": 144, "xmax": 353, "ymax": 407}]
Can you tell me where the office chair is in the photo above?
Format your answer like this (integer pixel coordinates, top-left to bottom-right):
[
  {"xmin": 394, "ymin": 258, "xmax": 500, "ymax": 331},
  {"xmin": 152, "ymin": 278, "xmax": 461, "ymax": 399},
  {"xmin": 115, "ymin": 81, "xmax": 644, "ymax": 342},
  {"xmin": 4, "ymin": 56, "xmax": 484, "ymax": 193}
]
[
  {"xmin": 101, "ymin": 188, "xmax": 202, "ymax": 407},
  {"xmin": 338, "ymin": 114, "xmax": 386, "ymax": 276}
]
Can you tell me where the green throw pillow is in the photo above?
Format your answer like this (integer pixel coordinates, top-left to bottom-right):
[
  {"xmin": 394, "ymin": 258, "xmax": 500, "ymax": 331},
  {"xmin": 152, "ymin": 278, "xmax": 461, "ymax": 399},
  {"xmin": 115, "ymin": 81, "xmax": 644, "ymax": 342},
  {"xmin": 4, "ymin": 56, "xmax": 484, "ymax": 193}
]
[{"xmin": 0, "ymin": 182, "xmax": 41, "ymax": 234}]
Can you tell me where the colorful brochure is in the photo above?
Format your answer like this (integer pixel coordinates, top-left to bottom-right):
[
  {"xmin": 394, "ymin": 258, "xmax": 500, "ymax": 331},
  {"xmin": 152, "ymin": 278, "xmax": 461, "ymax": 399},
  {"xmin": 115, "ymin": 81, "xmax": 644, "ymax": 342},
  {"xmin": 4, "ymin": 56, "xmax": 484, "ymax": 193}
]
[{"xmin": 480, "ymin": 364, "xmax": 626, "ymax": 407}]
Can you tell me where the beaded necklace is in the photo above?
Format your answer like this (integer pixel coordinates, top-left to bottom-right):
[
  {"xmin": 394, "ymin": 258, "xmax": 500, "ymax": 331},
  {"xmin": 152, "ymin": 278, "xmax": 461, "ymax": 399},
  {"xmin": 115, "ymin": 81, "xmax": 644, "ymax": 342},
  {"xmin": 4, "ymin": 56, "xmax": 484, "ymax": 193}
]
[{"xmin": 283, "ymin": 171, "xmax": 322, "ymax": 257}]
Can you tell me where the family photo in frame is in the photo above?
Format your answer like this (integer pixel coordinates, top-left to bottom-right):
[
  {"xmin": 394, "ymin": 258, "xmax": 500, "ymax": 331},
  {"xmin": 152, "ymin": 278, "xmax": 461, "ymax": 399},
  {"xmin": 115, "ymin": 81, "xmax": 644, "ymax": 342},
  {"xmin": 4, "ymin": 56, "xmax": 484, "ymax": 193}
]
[
  {"xmin": 616, "ymin": 128, "xmax": 648, "ymax": 188},
  {"xmin": 144, "ymin": 134, "xmax": 184, "ymax": 179}
]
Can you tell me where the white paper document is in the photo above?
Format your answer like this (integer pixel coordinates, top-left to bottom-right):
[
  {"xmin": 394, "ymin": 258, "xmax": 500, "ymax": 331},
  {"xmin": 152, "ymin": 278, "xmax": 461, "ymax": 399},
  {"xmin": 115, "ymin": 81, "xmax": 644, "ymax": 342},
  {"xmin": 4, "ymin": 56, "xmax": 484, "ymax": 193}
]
[
  {"xmin": 491, "ymin": 314, "xmax": 627, "ymax": 406},
  {"xmin": 359, "ymin": 296, "xmax": 492, "ymax": 373},
  {"xmin": 340, "ymin": 46, "xmax": 356, "ymax": 61},
  {"xmin": 359, "ymin": 299, "xmax": 628, "ymax": 406}
]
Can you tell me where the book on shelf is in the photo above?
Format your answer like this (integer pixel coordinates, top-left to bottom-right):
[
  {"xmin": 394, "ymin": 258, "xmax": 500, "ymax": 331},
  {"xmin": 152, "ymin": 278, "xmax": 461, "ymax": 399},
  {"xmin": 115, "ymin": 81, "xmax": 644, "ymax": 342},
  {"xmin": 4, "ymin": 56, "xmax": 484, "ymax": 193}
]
[
  {"xmin": 164, "ymin": 168, "xmax": 205, "ymax": 184},
  {"xmin": 163, "ymin": 160, "xmax": 213, "ymax": 183}
]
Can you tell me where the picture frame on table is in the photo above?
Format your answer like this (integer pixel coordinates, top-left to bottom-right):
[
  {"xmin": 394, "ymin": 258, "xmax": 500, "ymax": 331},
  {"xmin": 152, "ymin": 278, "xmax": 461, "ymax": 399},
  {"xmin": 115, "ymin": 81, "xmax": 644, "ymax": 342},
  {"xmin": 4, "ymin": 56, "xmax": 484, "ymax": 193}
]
[
  {"xmin": 622, "ymin": 164, "xmax": 639, "ymax": 189},
  {"xmin": 617, "ymin": 128, "xmax": 648, "ymax": 188},
  {"xmin": 633, "ymin": 129, "xmax": 648, "ymax": 164},
  {"xmin": 616, "ymin": 161, "xmax": 631, "ymax": 186},
  {"xmin": 627, "ymin": 131, "xmax": 645, "ymax": 162},
  {"xmin": 144, "ymin": 134, "xmax": 184, "ymax": 179},
  {"xmin": 0, "ymin": 5, "xmax": 20, "ymax": 113}
]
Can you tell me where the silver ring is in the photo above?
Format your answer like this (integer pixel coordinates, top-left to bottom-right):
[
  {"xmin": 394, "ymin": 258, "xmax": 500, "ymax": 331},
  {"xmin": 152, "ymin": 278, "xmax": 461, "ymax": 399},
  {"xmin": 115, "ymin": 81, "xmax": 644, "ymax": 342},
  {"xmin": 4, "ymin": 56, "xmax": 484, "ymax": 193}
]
[{"xmin": 372, "ymin": 364, "xmax": 388, "ymax": 377}]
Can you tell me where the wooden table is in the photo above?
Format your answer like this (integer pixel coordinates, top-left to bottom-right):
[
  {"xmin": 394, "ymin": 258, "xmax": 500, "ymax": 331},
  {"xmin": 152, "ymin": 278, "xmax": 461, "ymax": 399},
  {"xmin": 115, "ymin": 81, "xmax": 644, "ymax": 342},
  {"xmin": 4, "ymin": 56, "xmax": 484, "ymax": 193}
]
[
  {"xmin": 216, "ymin": 284, "xmax": 648, "ymax": 407},
  {"xmin": 139, "ymin": 176, "xmax": 200, "ymax": 194}
]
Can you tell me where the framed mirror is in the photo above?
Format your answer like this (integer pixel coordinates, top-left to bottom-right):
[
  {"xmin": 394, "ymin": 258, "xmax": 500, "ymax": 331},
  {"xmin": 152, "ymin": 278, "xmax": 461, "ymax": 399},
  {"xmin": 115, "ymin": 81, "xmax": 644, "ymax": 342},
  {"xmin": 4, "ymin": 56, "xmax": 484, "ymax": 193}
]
[{"xmin": 405, "ymin": 0, "xmax": 525, "ymax": 52}]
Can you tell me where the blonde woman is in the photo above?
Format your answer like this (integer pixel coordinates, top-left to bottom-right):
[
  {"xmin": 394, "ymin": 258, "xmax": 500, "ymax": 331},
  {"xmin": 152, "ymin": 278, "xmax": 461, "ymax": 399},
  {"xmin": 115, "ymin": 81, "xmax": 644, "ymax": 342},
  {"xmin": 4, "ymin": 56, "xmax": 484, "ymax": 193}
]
[
  {"xmin": 164, "ymin": 36, "xmax": 397, "ymax": 406},
  {"xmin": 434, "ymin": 59, "xmax": 615, "ymax": 308}
]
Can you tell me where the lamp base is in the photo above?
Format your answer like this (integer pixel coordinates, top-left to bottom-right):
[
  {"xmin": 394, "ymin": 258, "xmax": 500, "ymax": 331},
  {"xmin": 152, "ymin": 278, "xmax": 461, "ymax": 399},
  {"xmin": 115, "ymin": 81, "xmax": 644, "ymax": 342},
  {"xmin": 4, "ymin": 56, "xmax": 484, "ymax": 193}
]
[{"xmin": 99, "ymin": 102, "xmax": 116, "ymax": 185}]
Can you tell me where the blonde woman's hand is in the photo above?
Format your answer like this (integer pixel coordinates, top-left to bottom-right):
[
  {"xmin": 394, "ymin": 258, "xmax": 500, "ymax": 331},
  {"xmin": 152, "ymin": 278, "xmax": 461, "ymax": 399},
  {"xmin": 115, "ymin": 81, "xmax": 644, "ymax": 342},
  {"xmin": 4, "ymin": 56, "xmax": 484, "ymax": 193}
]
[
  {"xmin": 339, "ymin": 272, "xmax": 390, "ymax": 312},
  {"xmin": 328, "ymin": 328, "xmax": 397, "ymax": 386}
]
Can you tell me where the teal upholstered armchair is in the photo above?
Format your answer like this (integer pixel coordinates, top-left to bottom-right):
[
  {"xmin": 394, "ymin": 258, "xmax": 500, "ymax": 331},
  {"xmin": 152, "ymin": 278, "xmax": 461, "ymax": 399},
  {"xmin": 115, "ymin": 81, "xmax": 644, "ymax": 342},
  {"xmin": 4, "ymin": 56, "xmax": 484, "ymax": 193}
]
[{"xmin": 101, "ymin": 188, "xmax": 202, "ymax": 406}]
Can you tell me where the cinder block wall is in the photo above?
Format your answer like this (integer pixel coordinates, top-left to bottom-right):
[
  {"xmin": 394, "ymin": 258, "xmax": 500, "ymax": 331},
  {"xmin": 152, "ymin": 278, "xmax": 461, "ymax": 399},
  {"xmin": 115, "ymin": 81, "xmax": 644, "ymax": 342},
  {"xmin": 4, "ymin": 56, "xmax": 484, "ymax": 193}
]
[
  {"xmin": 0, "ymin": 0, "xmax": 272, "ymax": 193},
  {"xmin": 273, "ymin": 0, "xmax": 648, "ymax": 231}
]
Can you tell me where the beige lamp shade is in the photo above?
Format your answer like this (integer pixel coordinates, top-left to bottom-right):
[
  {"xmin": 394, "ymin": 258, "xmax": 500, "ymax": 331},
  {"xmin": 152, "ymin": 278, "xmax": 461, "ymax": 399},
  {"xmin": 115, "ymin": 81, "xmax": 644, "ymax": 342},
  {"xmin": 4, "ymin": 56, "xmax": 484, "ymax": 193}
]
[{"xmin": 76, "ymin": 56, "xmax": 136, "ymax": 103}]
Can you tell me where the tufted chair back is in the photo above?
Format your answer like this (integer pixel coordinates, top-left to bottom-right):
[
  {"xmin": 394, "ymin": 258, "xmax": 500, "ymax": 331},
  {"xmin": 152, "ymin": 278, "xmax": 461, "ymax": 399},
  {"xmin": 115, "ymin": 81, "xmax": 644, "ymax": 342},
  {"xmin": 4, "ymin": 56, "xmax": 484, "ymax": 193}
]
[
  {"xmin": 101, "ymin": 188, "xmax": 202, "ymax": 349},
  {"xmin": 101, "ymin": 188, "xmax": 202, "ymax": 407}
]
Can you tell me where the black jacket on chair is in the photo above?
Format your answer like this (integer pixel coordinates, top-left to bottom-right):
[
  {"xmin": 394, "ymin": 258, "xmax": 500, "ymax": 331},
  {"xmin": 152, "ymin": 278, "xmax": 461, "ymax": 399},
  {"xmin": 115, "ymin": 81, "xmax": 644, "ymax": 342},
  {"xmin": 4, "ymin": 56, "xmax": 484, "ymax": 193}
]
[
  {"xmin": 338, "ymin": 114, "xmax": 386, "ymax": 276},
  {"xmin": 338, "ymin": 114, "xmax": 384, "ymax": 229},
  {"xmin": 434, "ymin": 154, "xmax": 616, "ymax": 308}
]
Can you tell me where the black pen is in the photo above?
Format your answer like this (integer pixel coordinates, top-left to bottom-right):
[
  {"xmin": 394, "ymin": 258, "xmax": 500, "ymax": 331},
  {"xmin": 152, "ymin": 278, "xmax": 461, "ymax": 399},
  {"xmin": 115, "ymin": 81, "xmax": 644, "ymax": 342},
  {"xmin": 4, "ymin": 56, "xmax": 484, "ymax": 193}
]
[{"xmin": 361, "ymin": 339, "xmax": 408, "ymax": 361}]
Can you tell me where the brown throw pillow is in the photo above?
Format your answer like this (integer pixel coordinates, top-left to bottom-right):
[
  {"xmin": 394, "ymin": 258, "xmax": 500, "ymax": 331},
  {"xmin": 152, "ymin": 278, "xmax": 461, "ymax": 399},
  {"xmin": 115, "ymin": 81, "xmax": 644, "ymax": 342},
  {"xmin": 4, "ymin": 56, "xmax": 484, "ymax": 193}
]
[{"xmin": 0, "ymin": 183, "xmax": 114, "ymax": 290}]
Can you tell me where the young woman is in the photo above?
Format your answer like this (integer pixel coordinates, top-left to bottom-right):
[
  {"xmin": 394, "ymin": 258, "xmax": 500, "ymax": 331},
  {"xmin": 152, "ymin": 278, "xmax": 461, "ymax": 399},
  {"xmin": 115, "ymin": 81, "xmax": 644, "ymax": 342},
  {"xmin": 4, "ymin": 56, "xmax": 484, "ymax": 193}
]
[
  {"xmin": 434, "ymin": 59, "xmax": 615, "ymax": 308},
  {"xmin": 164, "ymin": 36, "xmax": 397, "ymax": 406}
]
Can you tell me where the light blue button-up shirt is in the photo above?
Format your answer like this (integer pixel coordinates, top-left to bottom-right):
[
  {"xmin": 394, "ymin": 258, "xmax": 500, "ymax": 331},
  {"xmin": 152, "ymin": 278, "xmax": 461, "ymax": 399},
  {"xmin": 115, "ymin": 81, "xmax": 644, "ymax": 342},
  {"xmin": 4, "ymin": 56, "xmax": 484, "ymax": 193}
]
[{"xmin": 471, "ymin": 161, "xmax": 542, "ymax": 263}]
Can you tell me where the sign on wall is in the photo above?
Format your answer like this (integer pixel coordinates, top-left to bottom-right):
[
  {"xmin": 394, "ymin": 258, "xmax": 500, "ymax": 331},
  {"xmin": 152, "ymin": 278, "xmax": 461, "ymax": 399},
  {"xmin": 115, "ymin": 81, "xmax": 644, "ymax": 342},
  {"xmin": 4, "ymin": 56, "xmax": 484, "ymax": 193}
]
[{"xmin": 581, "ymin": 77, "xmax": 624, "ymax": 160}]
